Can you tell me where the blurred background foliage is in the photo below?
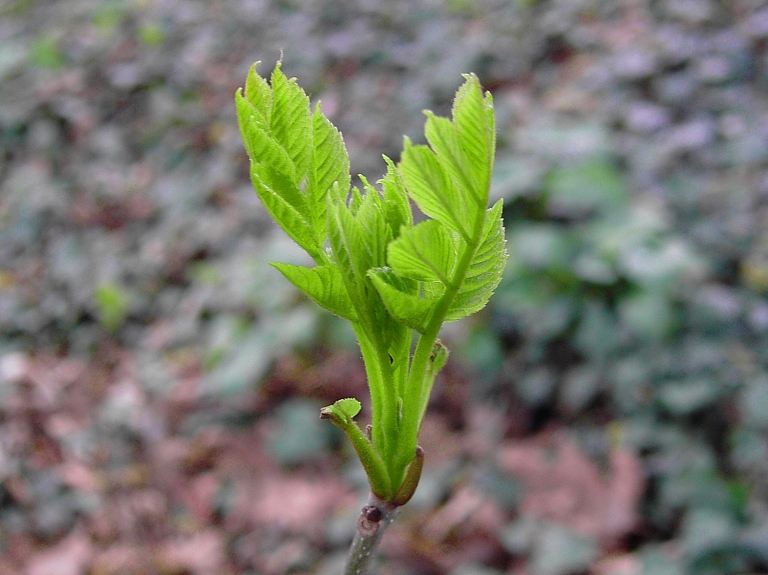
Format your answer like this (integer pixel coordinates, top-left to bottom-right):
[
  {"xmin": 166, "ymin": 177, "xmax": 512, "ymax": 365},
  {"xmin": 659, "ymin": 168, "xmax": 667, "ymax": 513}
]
[{"xmin": 2, "ymin": 0, "xmax": 768, "ymax": 574}]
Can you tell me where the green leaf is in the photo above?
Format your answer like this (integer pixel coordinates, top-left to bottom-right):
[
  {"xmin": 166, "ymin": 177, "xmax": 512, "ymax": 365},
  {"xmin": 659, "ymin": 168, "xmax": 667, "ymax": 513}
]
[
  {"xmin": 243, "ymin": 62, "xmax": 272, "ymax": 124},
  {"xmin": 369, "ymin": 268, "xmax": 436, "ymax": 333},
  {"xmin": 321, "ymin": 398, "xmax": 392, "ymax": 499},
  {"xmin": 359, "ymin": 180, "xmax": 392, "ymax": 272},
  {"xmin": 545, "ymin": 158, "xmax": 627, "ymax": 216},
  {"xmin": 271, "ymin": 263, "xmax": 358, "ymax": 322},
  {"xmin": 399, "ymin": 139, "xmax": 471, "ymax": 240},
  {"xmin": 251, "ymin": 163, "xmax": 320, "ymax": 260},
  {"xmin": 236, "ymin": 89, "xmax": 297, "ymax": 182},
  {"xmin": 387, "ymin": 219, "xmax": 460, "ymax": 285},
  {"xmin": 446, "ymin": 199, "xmax": 507, "ymax": 320},
  {"xmin": 380, "ymin": 155, "xmax": 412, "ymax": 239},
  {"xmin": 424, "ymin": 112, "xmax": 482, "ymax": 208},
  {"xmin": 452, "ymin": 74, "xmax": 495, "ymax": 200},
  {"xmin": 270, "ymin": 63, "xmax": 312, "ymax": 185},
  {"xmin": 306, "ymin": 104, "xmax": 350, "ymax": 243},
  {"xmin": 327, "ymin": 195, "xmax": 383, "ymax": 330},
  {"xmin": 327, "ymin": 197, "xmax": 360, "ymax": 302},
  {"xmin": 335, "ymin": 397, "xmax": 362, "ymax": 419},
  {"xmin": 330, "ymin": 192, "xmax": 387, "ymax": 290},
  {"xmin": 94, "ymin": 282, "xmax": 131, "ymax": 333}
]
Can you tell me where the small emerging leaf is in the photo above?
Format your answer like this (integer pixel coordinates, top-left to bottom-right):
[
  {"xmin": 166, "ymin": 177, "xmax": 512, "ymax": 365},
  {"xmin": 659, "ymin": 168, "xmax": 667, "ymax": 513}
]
[
  {"xmin": 321, "ymin": 398, "xmax": 392, "ymax": 499},
  {"xmin": 388, "ymin": 220, "xmax": 460, "ymax": 285},
  {"xmin": 399, "ymin": 139, "xmax": 471, "ymax": 240},
  {"xmin": 335, "ymin": 397, "xmax": 362, "ymax": 419},
  {"xmin": 446, "ymin": 199, "xmax": 507, "ymax": 321},
  {"xmin": 271, "ymin": 263, "xmax": 357, "ymax": 322},
  {"xmin": 244, "ymin": 62, "xmax": 272, "ymax": 123},
  {"xmin": 250, "ymin": 164, "xmax": 321, "ymax": 260},
  {"xmin": 369, "ymin": 267, "xmax": 436, "ymax": 333},
  {"xmin": 270, "ymin": 63, "xmax": 312, "ymax": 184},
  {"xmin": 380, "ymin": 156, "xmax": 412, "ymax": 240},
  {"xmin": 452, "ymin": 74, "xmax": 495, "ymax": 201}
]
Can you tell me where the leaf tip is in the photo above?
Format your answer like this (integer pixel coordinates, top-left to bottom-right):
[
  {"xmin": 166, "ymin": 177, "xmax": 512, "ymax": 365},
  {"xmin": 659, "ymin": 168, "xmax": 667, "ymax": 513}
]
[{"xmin": 336, "ymin": 397, "xmax": 362, "ymax": 419}]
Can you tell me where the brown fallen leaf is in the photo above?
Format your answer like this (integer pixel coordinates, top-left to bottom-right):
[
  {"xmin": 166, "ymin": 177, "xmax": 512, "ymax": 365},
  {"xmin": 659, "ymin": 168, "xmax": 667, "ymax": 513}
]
[
  {"xmin": 497, "ymin": 432, "xmax": 644, "ymax": 544},
  {"xmin": 157, "ymin": 530, "xmax": 226, "ymax": 575},
  {"xmin": 25, "ymin": 529, "xmax": 92, "ymax": 575},
  {"xmin": 592, "ymin": 553, "xmax": 642, "ymax": 575},
  {"xmin": 89, "ymin": 544, "xmax": 150, "ymax": 575},
  {"xmin": 248, "ymin": 474, "xmax": 355, "ymax": 538}
]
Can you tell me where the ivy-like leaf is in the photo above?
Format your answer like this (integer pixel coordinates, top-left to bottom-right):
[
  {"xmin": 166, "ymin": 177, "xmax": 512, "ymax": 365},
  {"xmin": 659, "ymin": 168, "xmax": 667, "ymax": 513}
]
[
  {"xmin": 387, "ymin": 220, "xmax": 460, "ymax": 285},
  {"xmin": 398, "ymin": 139, "xmax": 471, "ymax": 240},
  {"xmin": 271, "ymin": 263, "xmax": 357, "ymax": 322},
  {"xmin": 368, "ymin": 268, "xmax": 435, "ymax": 333},
  {"xmin": 446, "ymin": 199, "xmax": 507, "ymax": 321}
]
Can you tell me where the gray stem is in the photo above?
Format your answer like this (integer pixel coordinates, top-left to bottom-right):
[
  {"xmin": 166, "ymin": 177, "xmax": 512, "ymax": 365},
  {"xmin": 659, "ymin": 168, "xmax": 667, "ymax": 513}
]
[{"xmin": 343, "ymin": 493, "xmax": 400, "ymax": 575}]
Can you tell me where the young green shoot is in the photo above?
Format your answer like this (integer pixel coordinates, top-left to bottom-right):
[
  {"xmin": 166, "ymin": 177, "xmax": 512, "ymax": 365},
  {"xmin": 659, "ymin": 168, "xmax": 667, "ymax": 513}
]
[{"xmin": 236, "ymin": 60, "xmax": 506, "ymax": 574}]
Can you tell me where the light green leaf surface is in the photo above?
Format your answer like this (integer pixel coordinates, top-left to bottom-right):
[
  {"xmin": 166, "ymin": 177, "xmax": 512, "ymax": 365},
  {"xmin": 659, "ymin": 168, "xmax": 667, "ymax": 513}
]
[
  {"xmin": 269, "ymin": 64, "xmax": 312, "ymax": 183},
  {"xmin": 271, "ymin": 263, "xmax": 357, "ymax": 322},
  {"xmin": 369, "ymin": 267, "xmax": 436, "ymax": 333},
  {"xmin": 244, "ymin": 62, "xmax": 272, "ymax": 123},
  {"xmin": 424, "ymin": 112, "xmax": 480, "ymax": 207},
  {"xmin": 399, "ymin": 140, "xmax": 471, "ymax": 240},
  {"xmin": 380, "ymin": 155, "xmax": 412, "ymax": 239},
  {"xmin": 250, "ymin": 163, "xmax": 320, "ymax": 260},
  {"xmin": 446, "ymin": 199, "xmax": 507, "ymax": 320},
  {"xmin": 387, "ymin": 219, "xmax": 460, "ymax": 285},
  {"xmin": 306, "ymin": 105, "xmax": 350, "ymax": 243},
  {"xmin": 236, "ymin": 89, "xmax": 297, "ymax": 182},
  {"xmin": 452, "ymin": 74, "xmax": 495, "ymax": 200},
  {"xmin": 335, "ymin": 397, "xmax": 362, "ymax": 419}
]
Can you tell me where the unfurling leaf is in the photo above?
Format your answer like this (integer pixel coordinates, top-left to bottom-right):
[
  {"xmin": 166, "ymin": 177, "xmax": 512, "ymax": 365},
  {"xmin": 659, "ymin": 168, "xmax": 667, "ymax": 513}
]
[
  {"xmin": 369, "ymin": 268, "xmax": 435, "ymax": 333},
  {"xmin": 306, "ymin": 105, "xmax": 350, "ymax": 243},
  {"xmin": 387, "ymin": 220, "xmax": 460, "ymax": 285},
  {"xmin": 399, "ymin": 139, "xmax": 471, "ymax": 240},
  {"xmin": 271, "ymin": 263, "xmax": 357, "ymax": 322},
  {"xmin": 446, "ymin": 199, "xmax": 507, "ymax": 321},
  {"xmin": 335, "ymin": 397, "xmax": 362, "ymax": 419}
]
